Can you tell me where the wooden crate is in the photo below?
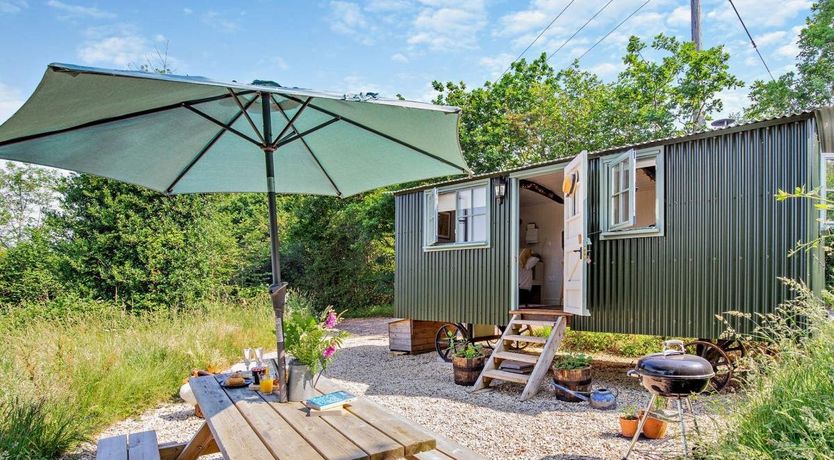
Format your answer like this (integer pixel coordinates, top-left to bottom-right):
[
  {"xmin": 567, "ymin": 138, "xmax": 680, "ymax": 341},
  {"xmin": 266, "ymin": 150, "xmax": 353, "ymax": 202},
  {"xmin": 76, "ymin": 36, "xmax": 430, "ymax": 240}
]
[{"xmin": 388, "ymin": 319, "xmax": 447, "ymax": 354}]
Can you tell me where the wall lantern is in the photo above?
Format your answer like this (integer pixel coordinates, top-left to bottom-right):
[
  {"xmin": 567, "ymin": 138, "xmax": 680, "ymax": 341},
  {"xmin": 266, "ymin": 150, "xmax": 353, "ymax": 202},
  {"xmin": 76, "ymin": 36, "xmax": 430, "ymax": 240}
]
[{"xmin": 494, "ymin": 176, "xmax": 507, "ymax": 204}]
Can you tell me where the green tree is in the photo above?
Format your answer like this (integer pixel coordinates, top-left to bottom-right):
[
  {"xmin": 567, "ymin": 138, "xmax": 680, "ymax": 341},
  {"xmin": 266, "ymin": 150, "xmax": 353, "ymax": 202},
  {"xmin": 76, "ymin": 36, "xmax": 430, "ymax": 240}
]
[
  {"xmin": 0, "ymin": 163, "xmax": 59, "ymax": 248},
  {"xmin": 746, "ymin": 0, "xmax": 834, "ymax": 118},
  {"xmin": 50, "ymin": 175, "xmax": 239, "ymax": 309},
  {"xmin": 0, "ymin": 228, "xmax": 62, "ymax": 303}
]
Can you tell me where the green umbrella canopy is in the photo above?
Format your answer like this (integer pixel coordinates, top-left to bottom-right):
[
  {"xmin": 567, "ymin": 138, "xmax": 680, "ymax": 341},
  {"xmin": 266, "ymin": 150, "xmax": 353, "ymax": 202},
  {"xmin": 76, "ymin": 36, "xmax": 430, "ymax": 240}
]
[
  {"xmin": 0, "ymin": 63, "xmax": 470, "ymax": 402},
  {"xmin": 0, "ymin": 63, "xmax": 470, "ymax": 196}
]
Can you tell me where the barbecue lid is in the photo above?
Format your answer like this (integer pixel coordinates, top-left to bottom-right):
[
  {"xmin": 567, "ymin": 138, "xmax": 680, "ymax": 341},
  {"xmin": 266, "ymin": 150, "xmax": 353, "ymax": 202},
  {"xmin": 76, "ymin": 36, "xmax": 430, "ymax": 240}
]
[{"xmin": 635, "ymin": 341, "xmax": 715, "ymax": 379}]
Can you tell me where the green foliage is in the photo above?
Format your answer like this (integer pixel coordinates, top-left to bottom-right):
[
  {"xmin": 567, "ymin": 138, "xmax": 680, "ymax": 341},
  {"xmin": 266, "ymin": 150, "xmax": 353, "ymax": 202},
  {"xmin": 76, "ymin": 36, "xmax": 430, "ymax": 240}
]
[
  {"xmin": 554, "ymin": 352, "xmax": 592, "ymax": 370},
  {"xmin": 707, "ymin": 280, "xmax": 834, "ymax": 459},
  {"xmin": 620, "ymin": 404, "xmax": 638, "ymax": 420},
  {"xmin": 280, "ymin": 190, "xmax": 394, "ymax": 311},
  {"xmin": 453, "ymin": 343, "xmax": 484, "ymax": 359},
  {"xmin": 0, "ymin": 229, "xmax": 62, "ymax": 303},
  {"xmin": 0, "ymin": 299, "xmax": 277, "ymax": 458},
  {"xmin": 0, "ymin": 398, "xmax": 84, "ymax": 460},
  {"xmin": 561, "ymin": 329, "xmax": 666, "ymax": 357},
  {"xmin": 0, "ymin": 163, "xmax": 59, "ymax": 249},
  {"xmin": 50, "ymin": 175, "xmax": 239, "ymax": 309},
  {"xmin": 341, "ymin": 304, "xmax": 394, "ymax": 318},
  {"xmin": 283, "ymin": 301, "xmax": 348, "ymax": 375},
  {"xmin": 433, "ymin": 35, "xmax": 741, "ymax": 174},
  {"xmin": 746, "ymin": 0, "xmax": 834, "ymax": 118}
]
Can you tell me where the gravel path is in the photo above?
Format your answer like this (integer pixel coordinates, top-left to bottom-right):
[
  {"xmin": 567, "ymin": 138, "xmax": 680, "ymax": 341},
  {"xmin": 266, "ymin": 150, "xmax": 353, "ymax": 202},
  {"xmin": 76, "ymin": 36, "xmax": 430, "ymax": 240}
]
[{"xmin": 68, "ymin": 317, "xmax": 732, "ymax": 460}]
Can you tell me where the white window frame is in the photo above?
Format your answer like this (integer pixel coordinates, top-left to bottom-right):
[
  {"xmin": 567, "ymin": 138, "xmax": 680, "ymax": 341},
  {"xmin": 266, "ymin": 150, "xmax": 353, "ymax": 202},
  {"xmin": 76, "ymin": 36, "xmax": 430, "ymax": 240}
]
[
  {"xmin": 600, "ymin": 146, "xmax": 665, "ymax": 239},
  {"xmin": 423, "ymin": 179, "xmax": 491, "ymax": 251},
  {"xmin": 820, "ymin": 152, "xmax": 834, "ymax": 229}
]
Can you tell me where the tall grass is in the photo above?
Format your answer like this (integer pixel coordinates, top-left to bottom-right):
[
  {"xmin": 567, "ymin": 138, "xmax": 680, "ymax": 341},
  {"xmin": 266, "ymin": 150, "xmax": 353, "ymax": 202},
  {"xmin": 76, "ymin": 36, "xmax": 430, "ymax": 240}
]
[
  {"xmin": 530, "ymin": 327, "xmax": 666, "ymax": 357},
  {"xmin": 0, "ymin": 296, "xmax": 277, "ymax": 459},
  {"xmin": 704, "ymin": 280, "xmax": 834, "ymax": 459}
]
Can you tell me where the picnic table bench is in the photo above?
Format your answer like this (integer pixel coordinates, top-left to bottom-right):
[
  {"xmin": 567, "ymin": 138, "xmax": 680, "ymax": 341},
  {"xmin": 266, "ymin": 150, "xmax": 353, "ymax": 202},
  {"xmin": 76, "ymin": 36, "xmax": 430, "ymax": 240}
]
[{"xmin": 97, "ymin": 372, "xmax": 485, "ymax": 460}]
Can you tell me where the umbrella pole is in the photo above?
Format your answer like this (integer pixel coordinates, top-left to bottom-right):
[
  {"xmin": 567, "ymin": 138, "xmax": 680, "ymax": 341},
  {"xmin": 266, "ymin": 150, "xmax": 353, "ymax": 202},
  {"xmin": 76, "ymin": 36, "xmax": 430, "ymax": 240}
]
[{"xmin": 262, "ymin": 92, "xmax": 289, "ymax": 402}]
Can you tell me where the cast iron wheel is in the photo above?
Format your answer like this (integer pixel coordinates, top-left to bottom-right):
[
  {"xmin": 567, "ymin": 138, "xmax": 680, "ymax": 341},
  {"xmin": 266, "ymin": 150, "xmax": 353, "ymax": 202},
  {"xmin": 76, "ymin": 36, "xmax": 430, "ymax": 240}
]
[
  {"xmin": 685, "ymin": 340, "xmax": 733, "ymax": 393},
  {"xmin": 716, "ymin": 336, "xmax": 746, "ymax": 361},
  {"xmin": 435, "ymin": 323, "xmax": 469, "ymax": 362}
]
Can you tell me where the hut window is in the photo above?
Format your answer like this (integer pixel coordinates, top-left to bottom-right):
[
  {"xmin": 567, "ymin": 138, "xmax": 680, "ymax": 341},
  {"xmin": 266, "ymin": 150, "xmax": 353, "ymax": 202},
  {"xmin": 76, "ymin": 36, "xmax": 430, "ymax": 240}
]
[
  {"xmin": 600, "ymin": 147, "xmax": 664, "ymax": 239},
  {"xmin": 423, "ymin": 182, "xmax": 489, "ymax": 250}
]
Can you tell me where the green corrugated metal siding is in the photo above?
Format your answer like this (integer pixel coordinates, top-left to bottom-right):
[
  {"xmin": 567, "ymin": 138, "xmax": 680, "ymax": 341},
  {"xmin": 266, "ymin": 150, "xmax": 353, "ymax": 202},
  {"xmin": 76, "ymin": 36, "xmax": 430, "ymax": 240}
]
[
  {"xmin": 575, "ymin": 117, "xmax": 818, "ymax": 338},
  {"xmin": 395, "ymin": 117, "xmax": 820, "ymax": 338},
  {"xmin": 395, "ymin": 177, "xmax": 512, "ymax": 326}
]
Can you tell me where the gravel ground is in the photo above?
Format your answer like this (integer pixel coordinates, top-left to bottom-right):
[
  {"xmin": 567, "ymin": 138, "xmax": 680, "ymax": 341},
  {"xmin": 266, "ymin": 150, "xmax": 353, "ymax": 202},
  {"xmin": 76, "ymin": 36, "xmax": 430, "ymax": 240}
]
[{"xmin": 68, "ymin": 317, "xmax": 734, "ymax": 460}]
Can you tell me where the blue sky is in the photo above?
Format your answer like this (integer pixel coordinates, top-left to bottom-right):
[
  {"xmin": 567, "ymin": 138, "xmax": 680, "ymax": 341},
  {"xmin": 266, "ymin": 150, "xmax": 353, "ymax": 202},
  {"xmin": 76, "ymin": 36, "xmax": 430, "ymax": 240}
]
[{"xmin": 0, "ymin": 0, "xmax": 814, "ymax": 124}]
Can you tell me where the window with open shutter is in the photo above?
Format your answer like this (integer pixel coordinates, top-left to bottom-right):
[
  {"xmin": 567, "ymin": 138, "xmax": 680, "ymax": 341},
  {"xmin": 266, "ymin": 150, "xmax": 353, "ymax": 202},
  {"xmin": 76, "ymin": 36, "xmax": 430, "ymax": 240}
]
[
  {"xmin": 423, "ymin": 181, "xmax": 490, "ymax": 251},
  {"xmin": 600, "ymin": 147, "xmax": 664, "ymax": 239}
]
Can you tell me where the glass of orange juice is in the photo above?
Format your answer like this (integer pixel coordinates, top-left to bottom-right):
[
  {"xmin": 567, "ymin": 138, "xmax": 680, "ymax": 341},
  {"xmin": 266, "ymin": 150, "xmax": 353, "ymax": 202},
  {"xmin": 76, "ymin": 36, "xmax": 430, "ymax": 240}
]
[{"xmin": 259, "ymin": 370, "xmax": 274, "ymax": 393}]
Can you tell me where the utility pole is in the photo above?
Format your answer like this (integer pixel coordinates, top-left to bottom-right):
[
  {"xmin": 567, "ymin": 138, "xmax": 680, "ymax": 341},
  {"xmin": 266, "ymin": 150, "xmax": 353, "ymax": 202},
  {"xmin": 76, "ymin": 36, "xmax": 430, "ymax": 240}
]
[
  {"xmin": 691, "ymin": 0, "xmax": 704, "ymax": 128},
  {"xmin": 691, "ymin": 0, "xmax": 701, "ymax": 50}
]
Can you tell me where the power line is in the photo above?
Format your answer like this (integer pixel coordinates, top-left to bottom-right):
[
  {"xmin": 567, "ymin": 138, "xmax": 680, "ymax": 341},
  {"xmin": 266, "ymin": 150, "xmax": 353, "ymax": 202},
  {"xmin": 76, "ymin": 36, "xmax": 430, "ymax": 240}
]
[
  {"xmin": 576, "ymin": 0, "xmax": 652, "ymax": 62},
  {"xmin": 499, "ymin": 0, "xmax": 576, "ymax": 78},
  {"xmin": 727, "ymin": 0, "xmax": 775, "ymax": 81},
  {"xmin": 546, "ymin": 0, "xmax": 615, "ymax": 62}
]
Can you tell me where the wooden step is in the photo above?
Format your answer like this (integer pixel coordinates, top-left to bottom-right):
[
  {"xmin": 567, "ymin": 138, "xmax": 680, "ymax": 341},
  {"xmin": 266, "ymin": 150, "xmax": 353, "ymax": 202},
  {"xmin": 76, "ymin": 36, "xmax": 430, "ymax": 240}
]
[
  {"xmin": 492, "ymin": 351, "xmax": 539, "ymax": 364},
  {"xmin": 512, "ymin": 319, "xmax": 559, "ymax": 328},
  {"xmin": 481, "ymin": 369, "xmax": 530, "ymax": 384},
  {"xmin": 509, "ymin": 309, "xmax": 571, "ymax": 316},
  {"xmin": 503, "ymin": 334, "xmax": 546, "ymax": 344}
]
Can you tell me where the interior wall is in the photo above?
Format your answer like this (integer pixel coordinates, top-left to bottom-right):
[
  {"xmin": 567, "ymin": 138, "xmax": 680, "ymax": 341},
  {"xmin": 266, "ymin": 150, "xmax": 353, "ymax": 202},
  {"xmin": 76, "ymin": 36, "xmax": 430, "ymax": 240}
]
[
  {"xmin": 519, "ymin": 195, "xmax": 564, "ymax": 305},
  {"xmin": 635, "ymin": 169, "xmax": 657, "ymax": 227}
]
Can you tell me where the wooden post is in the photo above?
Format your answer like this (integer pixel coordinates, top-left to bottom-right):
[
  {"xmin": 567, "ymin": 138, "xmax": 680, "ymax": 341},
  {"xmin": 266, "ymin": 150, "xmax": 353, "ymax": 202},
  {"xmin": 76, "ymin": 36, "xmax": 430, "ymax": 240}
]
[{"xmin": 691, "ymin": 0, "xmax": 701, "ymax": 51}]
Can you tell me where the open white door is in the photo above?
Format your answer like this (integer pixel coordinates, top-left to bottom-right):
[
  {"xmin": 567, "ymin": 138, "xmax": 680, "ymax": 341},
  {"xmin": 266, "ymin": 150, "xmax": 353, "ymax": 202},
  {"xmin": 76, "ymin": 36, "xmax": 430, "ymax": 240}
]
[{"xmin": 563, "ymin": 150, "xmax": 589, "ymax": 316}]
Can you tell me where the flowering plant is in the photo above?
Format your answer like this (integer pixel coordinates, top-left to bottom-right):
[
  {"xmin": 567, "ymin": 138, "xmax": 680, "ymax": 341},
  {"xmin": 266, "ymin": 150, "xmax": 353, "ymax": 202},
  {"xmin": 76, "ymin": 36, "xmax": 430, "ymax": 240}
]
[{"xmin": 284, "ymin": 305, "xmax": 348, "ymax": 375}]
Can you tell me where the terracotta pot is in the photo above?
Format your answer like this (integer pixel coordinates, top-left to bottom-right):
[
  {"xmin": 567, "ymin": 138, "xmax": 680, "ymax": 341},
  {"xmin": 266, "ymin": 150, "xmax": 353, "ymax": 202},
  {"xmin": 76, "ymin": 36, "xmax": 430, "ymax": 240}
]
[
  {"xmin": 452, "ymin": 355, "xmax": 485, "ymax": 386},
  {"xmin": 639, "ymin": 410, "xmax": 669, "ymax": 439},
  {"xmin": 552, "ymin": 366, "xmax": 592, "ymax": 402},
  {"xmin": 618, "ymin": 417, "xmax": 638, "ymax": 438}
]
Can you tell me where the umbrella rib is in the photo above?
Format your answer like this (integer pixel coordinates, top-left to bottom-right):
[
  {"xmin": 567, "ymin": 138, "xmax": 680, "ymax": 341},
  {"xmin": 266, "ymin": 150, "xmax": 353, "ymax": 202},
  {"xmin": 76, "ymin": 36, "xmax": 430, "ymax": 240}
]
[
  {"xmin": 227, "ymin": 89, "xmax": 264, "ymax": 144},
  {"xmin": 279, "ymin": 94, "xmax": 469, "ymax": 174},
  {"xmin": 272, "ymin": 95, "xmax": 342, "ymax": 197},
  {"xmin": 271, "ymin": 98, "xmax": 311, "ymax": 149},
  {"xmin": 0, "ymin": 91, "xmax": 255, "ymax": 148},
  {"xmin": 166, "ymin": 96, "xmax": 259, "ymax": 194},
  {"xmin": 184, "ymin": 105, "xmax": 263, "ymax": 147},
  {"xmin": 273, "ymin": 117, "xmax": 340, "ymax": 149}
]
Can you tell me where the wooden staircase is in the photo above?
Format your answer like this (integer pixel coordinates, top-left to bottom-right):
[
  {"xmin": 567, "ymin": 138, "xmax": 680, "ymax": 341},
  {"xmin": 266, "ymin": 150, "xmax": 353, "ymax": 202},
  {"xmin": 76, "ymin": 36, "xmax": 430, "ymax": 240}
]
[{"xmin": 472, "ymin": 309, "xmax": 569, "ymax": 401}]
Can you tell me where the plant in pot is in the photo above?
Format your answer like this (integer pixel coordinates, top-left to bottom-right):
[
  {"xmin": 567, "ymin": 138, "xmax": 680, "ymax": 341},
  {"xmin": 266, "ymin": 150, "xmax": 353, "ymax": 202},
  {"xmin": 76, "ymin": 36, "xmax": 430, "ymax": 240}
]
[
  {"xmin": 551, "ymin": 352, "xmax": 593, "ymax": 402},
  {"xmin": 639, "ymin": 396, "xmax": 669, "ymax": 439},
  {"xmin": 284, "ymin": 306, "xmax": 348, "ymax": 401},
  {"xmin": 618, "ymin": 404, "xmax": 639, "ymax": 437},
  {"xmin": 451, "ymin": 342, "xmax": 485, "ymax": 386}
]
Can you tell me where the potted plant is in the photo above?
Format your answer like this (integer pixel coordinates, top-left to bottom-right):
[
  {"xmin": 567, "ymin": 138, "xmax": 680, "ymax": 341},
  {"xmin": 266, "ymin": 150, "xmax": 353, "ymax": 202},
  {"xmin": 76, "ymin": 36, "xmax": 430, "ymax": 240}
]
[
  {"xmin": 551, "ymin": 352, "xmax": 592, "ymax": 402},
  {"xmin": 451, "ymin": 343, "xmax": 485, "ymax": 386},
  {"xmin": 639, "ymin": 396, "xmax": 669, "ymax": 439},
  {"xmin": 618, "ymin": 404, "xmax": 639, "ymax": 437},
  {"xmin": 284, "ymin": 306, "xmax": 348, "ymax": 401}
]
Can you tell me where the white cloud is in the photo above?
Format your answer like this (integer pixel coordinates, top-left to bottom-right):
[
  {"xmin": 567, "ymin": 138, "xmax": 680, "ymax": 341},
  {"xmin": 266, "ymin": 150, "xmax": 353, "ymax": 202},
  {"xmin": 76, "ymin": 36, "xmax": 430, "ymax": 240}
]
[
  {"xmin": 78, "ymin": 34, "xmax": 148, "ymax": 67},
  {"xmin": 365, "ymin": 0, "xmax": 410, "ymax": 12},
  {"xmin": 274, "ymin": 56, "xmax": 289, "ymax": 70},
  {"xmin": 715, "ymin": 87, "xmax": 749, "ymax": 118},
  {"xmin": 589, "ymin": 61, "xmax": 622, "ymax": 79},
  {"xmin": 773, "ymin": 25, "xmax": 804, "ymax": 59},
  {"xmin": 391, "ymin": 52, "xmax": 409, "ymax": 63},
  {"xmin": 408, "ymin": 0, "xmax": 487, "ymax": 50},
  {"xmin": 755, "ymin": 30, "xmax": 788, "ymax": 46},
  {"xmin": 328, "ymin": 1, "xmax": 375, "ymax": 45},
  {"xmin": 0, "ymin": 82, "xmax": 23, "ymax": 124},
  {"xmin": 666, "ymin": 6, "xmax": 689, "ymax": 27},
  {"xmin": 0, "ymin": 0, "xmax": 27, "ymax": 14},
  {"xmin": 479, "ymin": 53, "xmax": 514, "ymax": 76},
  {"xmin": 201, "ymin": 11, "xmax": 239, "ymax": 32},
  {"xmin": 46, "ymin": 0, "xmax": 114, "ymax": 19},
  {"xmin": 707, "ymin": 0, "xmax": 812, "ymax": 27}
]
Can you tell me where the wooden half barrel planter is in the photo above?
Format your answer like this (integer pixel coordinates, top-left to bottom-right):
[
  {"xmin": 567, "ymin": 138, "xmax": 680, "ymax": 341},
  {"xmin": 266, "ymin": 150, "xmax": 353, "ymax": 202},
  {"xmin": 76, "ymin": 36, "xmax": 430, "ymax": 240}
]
[
  {"xmin": 452, "ymin": 355, "xmax": 485, "ymax": 386},
  {"xmin": 552, "ymin": 366, "xmax": 592, "ymax": 402}
]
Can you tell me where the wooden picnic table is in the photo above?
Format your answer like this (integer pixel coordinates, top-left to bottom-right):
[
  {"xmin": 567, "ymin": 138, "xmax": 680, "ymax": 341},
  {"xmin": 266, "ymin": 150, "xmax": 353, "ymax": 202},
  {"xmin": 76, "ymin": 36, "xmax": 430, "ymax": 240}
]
[{"xmin": 172, "ymin": 373, "xmax": 484, "ymax": 460}]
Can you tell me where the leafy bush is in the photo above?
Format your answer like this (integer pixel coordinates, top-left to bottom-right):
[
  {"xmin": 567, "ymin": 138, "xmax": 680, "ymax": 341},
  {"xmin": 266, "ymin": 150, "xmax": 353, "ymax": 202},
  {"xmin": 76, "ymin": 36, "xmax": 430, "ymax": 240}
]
[
  {"xmin": 554, "ymin": 352, "xmax": 592, "ymax": 370},
  {"xmin": 453, "ymin": 343, "xmax": 484, "ymax": 359},
  {"xmin": 561, "ymin": 329, "xmax": 666, "ymax": 357},
  {"xmin": 283, "ymin": 303, "xmax": 348, "ymax": 375}
]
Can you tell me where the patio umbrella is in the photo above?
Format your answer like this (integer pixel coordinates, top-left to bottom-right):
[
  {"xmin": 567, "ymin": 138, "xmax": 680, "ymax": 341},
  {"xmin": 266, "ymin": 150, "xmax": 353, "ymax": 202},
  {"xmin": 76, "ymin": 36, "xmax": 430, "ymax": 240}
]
[{"xmin": 0, "ymin": 63, "xmax": 470, "ymax": 401}]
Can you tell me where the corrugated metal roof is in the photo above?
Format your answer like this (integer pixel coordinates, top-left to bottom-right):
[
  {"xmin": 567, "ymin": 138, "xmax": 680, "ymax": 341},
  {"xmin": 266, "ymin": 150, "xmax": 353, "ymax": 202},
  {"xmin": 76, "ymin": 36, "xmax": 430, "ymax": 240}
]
[{"xmin": 394, "ymin": 109, "xmax": 818, "ymax": 195}]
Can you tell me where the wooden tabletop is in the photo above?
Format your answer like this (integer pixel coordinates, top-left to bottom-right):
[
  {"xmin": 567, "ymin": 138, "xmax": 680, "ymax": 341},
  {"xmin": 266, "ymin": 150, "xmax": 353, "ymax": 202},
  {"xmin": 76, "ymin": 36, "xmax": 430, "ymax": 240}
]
[{"xmin": 182, "ymin": 373, "xmax": 483, "ymax": 460}]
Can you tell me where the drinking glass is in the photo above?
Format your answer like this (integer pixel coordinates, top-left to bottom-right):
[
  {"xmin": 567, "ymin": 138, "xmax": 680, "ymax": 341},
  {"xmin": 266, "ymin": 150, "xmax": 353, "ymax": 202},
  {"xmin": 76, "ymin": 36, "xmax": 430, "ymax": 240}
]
[
  {"xmin": 255, "ymin": 347, "xmax": 264, "ymax": 366},
  {"xmin": 243, "ymin": 348, "xmax": 252, "ymax": 370}
]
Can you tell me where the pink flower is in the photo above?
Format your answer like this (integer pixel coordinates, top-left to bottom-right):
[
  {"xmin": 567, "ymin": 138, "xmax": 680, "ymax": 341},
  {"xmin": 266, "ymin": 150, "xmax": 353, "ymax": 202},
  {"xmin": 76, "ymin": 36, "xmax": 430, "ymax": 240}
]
[
  {"xmin": 322, "ymin": 344, "xmax": 337, "ymax": 359},
  {"xmin": 324, "ymin": 311, "xmax": 338, "ymax": 329}
]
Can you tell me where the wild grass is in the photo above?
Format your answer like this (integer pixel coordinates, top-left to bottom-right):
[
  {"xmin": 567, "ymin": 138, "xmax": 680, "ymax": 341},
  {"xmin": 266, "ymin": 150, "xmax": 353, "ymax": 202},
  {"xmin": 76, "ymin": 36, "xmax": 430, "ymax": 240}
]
[
  {"xmin": 703, "ymin": 280, "xmax": 834, "ymax": 459},
  {"xmin": 0, "ymin": 297, "xmax": 277, "ymax": 459},
  {"xmin": 341, "ymin": 304, "xmax": 394, "ymax": 318}
]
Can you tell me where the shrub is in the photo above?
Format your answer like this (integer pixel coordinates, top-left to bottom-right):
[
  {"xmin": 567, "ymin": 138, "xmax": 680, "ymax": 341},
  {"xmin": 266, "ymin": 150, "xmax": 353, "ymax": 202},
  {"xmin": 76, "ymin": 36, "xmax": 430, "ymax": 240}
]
[{"xmin": 0, "ymin": 398, "xmax": 84, "ymax": 460}]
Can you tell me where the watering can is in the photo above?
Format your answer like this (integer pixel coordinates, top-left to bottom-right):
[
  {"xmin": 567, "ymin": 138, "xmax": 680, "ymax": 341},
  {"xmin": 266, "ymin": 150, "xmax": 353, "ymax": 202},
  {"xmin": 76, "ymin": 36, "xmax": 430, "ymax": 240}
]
[{"xmin": 550, "ymin": 382, "xmax": 619, "ymax": 410}]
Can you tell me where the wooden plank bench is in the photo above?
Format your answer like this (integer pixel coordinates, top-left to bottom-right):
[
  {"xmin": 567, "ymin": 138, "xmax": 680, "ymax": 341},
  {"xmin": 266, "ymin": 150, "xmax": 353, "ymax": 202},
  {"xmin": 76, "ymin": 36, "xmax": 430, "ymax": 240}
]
[{"xmin": 96, "ymin": 431, "xmax": 160, "ymax": 460}]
